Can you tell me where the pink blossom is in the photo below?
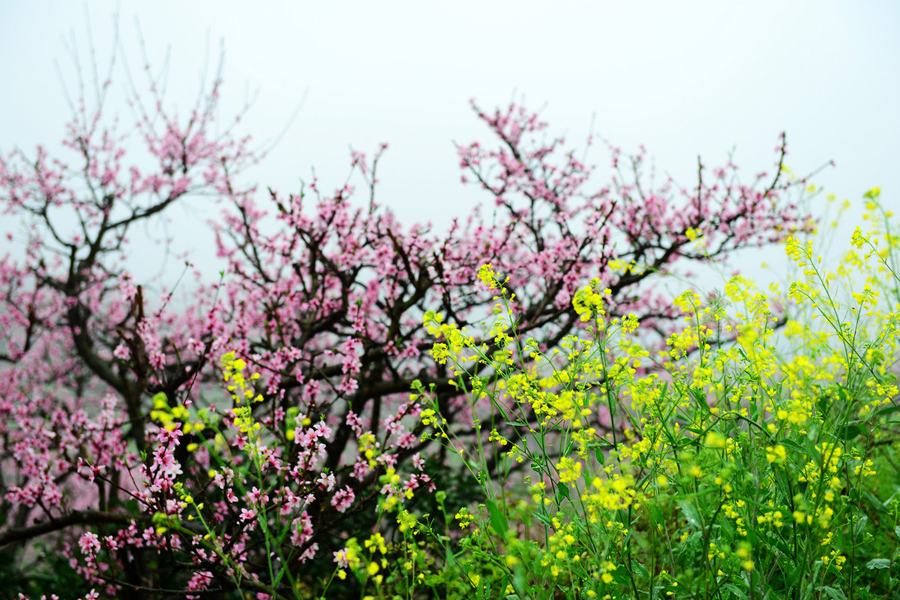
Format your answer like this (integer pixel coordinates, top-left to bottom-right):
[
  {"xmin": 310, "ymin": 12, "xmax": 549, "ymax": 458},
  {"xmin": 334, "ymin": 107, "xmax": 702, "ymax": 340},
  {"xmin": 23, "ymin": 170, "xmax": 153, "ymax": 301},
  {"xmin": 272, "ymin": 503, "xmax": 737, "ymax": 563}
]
[
  {"xmin": 330, "ymin": 486, "xmax": 355, "ymax": 513},
  {"xmin": 78, "ymin": 532, "xmax": 101, "ymax": 557}
]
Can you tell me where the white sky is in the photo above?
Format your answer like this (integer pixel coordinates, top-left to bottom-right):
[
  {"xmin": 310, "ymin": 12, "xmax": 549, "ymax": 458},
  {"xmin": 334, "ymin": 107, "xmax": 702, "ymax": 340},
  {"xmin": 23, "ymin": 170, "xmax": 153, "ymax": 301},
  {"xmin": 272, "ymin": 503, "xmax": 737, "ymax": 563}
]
[{"xmin": 1, "ymin": 1, "xmax": 898, "ymax": 295}]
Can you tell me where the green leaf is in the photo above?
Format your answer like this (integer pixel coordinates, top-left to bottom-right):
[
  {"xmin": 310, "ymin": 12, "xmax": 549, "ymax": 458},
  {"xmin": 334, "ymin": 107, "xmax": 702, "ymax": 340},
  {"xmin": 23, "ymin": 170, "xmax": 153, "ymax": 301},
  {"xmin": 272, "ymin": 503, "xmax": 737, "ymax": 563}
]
[
  {"xmin": 678, "ymin": 500, "xmax": 702, "ymax": 530},
  {"xmin": 853, "ymin": 516, "xmax": 868, "ymax": 537},
  {"xmin": 786, "ymin": 563, "xmax": 803, "ymax": 587},
  {"xmin": 874, "ymin": 404, "xmax": 900, "ymax": 417},
  {"xmin": 822, "ymin": 586, "xmax": 847, "ymax": 600},
  {"xmin": 771, "ymin": 536, "xmax": 793, "ymax": 558},
  {"xmin": 803, "ymin": 436, "xmax": 821, "ymax": 462},
  {"xmin": 866, "ymin": 558, "xmax": 891, "ymax": 570},
  {"xmin": 722, "ymin": 584, "xmax": 748, "ymax": 600},
  {"xmin": 895, "ymin": 525, "xmax": 900, "ymax": 538},
  {"xmin": 774, "ymin": 468, "xmax": 792, "ymax": 498},
  {"xmin": 492, "ymin": 397, "xmax": 512, "ymax": 423},
  {"xmin": 631, "ymin": 560, "xmax": 650, "ymax": 580},
  {"xmin": 535, "ymin": 507, "xmax": 552, "ymax": 527},
  {"xmin": 862, "ymin": 491, "xmax": 887, "ymax": 515},
  {"xmin": 779, "ymin": 440, "xmax": 806, "ymax": 455},
  {"xmin": 512, "ymin": 564, "xmax": 527, "ymax": 598},
  {"xmin": 486, "ymin": 499, "xmax": 508, "ymax": 535},
  {"xmin": 720, "ymin": 515, "xmax": 736, "ymax": 538},
  {"xmin": 445, "ymin": 546, "xmax": 457, "ymax": 569},
  {"xmin": 555, "ymin": 482, "xmax": 570, "ymax": 503},
  {"xmin": 594, "ymin": 445, "xmax": 606, "ymax": 466},
  {"xmin": 836, "ymin": 385, "xmax": 848, "ymax": 402},
  {"xmin": 837, "ymin": 423, "xmax": 862, "ymax": 440}
]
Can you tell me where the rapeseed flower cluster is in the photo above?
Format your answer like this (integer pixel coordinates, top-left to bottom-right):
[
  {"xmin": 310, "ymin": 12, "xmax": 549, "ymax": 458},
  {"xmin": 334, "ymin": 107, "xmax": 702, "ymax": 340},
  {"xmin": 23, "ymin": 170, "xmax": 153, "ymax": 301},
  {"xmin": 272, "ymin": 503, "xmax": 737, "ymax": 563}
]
[{"xmin": 305, "ymin": 193, "xmax": 899, "ymax": 599}]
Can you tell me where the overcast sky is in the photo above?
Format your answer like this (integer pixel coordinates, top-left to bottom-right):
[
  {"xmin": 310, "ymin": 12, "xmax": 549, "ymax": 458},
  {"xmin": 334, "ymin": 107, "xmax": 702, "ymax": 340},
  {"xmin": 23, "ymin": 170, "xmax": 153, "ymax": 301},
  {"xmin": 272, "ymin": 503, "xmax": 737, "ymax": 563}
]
[{"xmin": 1, "ymin": 1, "xmax": 898, "ymax": 294}]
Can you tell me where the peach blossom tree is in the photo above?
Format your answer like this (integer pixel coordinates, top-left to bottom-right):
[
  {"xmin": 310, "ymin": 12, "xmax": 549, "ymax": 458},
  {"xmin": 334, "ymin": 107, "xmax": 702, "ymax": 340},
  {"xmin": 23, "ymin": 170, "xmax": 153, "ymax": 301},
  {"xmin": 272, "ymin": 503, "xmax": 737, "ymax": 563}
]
[{"xmin": 0, "ymin": 53, "xmax": 816, "ymax": 599}]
